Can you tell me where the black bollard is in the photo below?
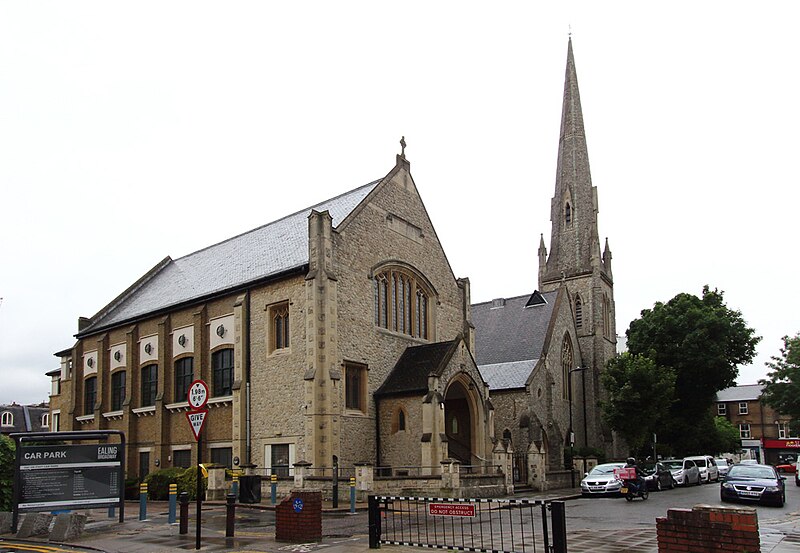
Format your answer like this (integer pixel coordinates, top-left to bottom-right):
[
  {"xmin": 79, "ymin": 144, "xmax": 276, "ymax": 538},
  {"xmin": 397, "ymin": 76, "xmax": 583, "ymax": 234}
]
[
  {"xmin": 225, "ymin": 493, "xmax": 236, "ymax": 538},
  {"xmin": 179, "ymin": 492, "xmax": 189, "ymax": 535}
]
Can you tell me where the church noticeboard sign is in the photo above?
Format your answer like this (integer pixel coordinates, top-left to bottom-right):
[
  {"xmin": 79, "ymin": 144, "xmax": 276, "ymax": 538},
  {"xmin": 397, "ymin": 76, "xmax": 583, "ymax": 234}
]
[{"xmin": 17, "ymin": 444, "xmax": 124, "ymax": 512}]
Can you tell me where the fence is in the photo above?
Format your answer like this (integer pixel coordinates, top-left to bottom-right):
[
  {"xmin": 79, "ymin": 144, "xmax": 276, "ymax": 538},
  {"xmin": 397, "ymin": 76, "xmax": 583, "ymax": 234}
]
[{"xmin": 368, "ymin": 495, "xmax": 567, "ymax": 553}]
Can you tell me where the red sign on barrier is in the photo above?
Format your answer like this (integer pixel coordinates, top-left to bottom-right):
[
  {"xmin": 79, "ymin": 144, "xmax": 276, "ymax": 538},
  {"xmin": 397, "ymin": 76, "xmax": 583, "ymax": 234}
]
[{"xmin": 429, "ymin": 503, "xmax": 476, "ymax": 517}]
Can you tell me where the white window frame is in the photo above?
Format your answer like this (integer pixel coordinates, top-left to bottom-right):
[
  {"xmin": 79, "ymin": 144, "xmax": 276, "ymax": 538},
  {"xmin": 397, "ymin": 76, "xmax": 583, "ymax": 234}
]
[
  {"xmin": 738, "ymin": 402, "xmax": 748, "ymax": 415},
  {"xmin": 1, "ymin": 411, "xmax": 12, "ymax": 427},
  {"xmin": 717, "ymin": 403, "xmax": 727, "ymax": 416},
  {"xmin": 264, "ymin": 443, "xmax": 296, "ymax": 477},
  {"xmin": 51, "ymin": 410, "xmax": 61, "ymax": 432},
  {"xmin": 739, "ymin": 423, "xmax": 751, "ymax": 439}
]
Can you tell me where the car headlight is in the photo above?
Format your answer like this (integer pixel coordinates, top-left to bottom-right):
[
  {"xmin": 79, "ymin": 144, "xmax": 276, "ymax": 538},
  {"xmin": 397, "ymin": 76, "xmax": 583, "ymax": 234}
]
[
  {"xmin": 765, "ymin": 486, "xmax": 780, "ymax": 492},
  {"xmin": 722, "ymin": 483, "xmax": 734, "ymax": 489},
  {"xmin": 675, "ymin": 470, "xmax": 683, "ymax": 476}
]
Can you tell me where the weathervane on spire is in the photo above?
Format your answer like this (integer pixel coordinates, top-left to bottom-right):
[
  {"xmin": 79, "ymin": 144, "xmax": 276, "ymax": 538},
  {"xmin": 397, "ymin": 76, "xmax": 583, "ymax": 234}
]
[{"xmin": 400, "ymin": 136, "xmax": 406, "ymax": 158}]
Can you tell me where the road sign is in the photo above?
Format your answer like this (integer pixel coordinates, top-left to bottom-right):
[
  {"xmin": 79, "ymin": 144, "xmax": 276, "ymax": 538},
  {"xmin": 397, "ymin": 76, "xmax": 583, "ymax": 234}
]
[
  {"xmin": 187, "ymin": 380, "xmax": 209, "ymax": 410},
  {"xmin": 429, "ymin": 503, "xmax": 476, "ymax": 517},
  {"xmin": 186, "ymin": 410, "xmax": 208, "ymax": 441}
]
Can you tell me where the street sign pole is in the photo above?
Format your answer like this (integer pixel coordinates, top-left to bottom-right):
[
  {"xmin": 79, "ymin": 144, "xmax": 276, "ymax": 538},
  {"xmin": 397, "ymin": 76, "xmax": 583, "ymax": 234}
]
[
  {"xmin": 196, "ymin": 429, "xmax": 202, "ymax": 550},
  {"xmin": 186, "ymin": 379, "xmax": 209, "ymax": 552}
]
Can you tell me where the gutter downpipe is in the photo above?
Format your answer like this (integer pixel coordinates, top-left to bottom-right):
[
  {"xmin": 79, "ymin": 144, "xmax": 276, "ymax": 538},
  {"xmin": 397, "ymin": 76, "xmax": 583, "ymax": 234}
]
[
  {"xmin": 375, "ymin": 400, "xmax": 381, "ymax": 469},
  {"xmin": 245, "ymin": 290, "xmax": 252, "ymax": 465}
]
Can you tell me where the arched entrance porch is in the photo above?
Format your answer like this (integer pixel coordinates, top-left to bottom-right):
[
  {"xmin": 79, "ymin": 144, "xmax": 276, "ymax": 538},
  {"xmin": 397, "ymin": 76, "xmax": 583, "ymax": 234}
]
[{"xmin": 444, "ymin": 374, "xmax": 484, "ymax": 465}]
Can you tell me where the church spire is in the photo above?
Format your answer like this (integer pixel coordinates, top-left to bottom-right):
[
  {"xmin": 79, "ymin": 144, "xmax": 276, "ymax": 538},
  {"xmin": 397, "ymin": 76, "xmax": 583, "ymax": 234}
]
[{"xmin": 540, "ymin": 37, "xmax": 603, "ymax": 285}]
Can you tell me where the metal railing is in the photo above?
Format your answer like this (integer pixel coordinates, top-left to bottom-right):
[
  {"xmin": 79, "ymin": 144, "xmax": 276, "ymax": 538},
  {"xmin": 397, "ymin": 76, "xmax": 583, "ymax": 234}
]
[{"xmin": 368, "ymin": 495, "xmax": 567, "ymax": 553}]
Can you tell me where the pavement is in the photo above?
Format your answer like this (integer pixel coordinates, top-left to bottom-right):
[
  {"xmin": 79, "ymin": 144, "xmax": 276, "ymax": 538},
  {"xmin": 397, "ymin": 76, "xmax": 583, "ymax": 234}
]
[{"xmin": 2, "ymin": 489, "xmax": 800, "ymax": 553}]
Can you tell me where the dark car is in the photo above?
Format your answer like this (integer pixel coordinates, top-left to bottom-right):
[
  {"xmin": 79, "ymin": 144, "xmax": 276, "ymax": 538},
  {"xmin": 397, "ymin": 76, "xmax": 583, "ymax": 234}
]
[
  {"xmin": 720, "ymin": 463, "xmax": 786, "ymax": 507},
  {"xmin": 641, "ymin": 461, "xmax": 675, "ymax": 491}
]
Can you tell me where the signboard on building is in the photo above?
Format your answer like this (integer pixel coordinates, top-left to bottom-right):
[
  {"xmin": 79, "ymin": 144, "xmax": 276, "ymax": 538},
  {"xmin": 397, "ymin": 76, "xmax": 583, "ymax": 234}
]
[
  {"xmin": 764, "ymin": 439, "xmax": 800, "ymax": 449},
  {"xmin": 429, "ymin": 503, "xmax": 476, "ymax": 517},
  {"xmin": 17, "ymin": 443, "xmax": 124, "ymax": 512}
]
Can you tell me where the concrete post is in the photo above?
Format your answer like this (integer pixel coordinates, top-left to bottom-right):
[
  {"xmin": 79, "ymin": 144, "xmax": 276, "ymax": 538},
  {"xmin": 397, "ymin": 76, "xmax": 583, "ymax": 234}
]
[
  {"xmin": 294, "ymin": 461, "xmax": 312, "ymax": 489},
  {"xmin": 354, "ymin": 463, "xmax": 373, "ymax": 500},
  {"xmin": 206, "ymin": 464, "xmax": 227, "ymax": 501}
]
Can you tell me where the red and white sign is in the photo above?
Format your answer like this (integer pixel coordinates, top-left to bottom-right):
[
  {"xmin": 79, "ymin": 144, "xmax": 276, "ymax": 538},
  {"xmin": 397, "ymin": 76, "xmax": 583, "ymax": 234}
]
[
  {"xmin": 428, "ymin": 503, "xmax": 476, "ymax": 517},
  {"xmin": 186, "ymin": 409, "xmax": 208, "ymax": 441},
  {"xmin": 187, "ymin": 380, "xmax": 209, "ymax": 410},
  {"xmin": 614, "ymin": 467, "xmax": 637, "ymax": 480},
  {"xmin": 764, "ymin": 439, "xmax": 800, "ymax": 449}
]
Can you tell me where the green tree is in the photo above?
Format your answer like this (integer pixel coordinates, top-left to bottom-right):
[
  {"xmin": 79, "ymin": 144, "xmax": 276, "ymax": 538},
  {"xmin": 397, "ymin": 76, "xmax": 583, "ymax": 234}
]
[
  {"xmin": 601, "ymin": 353, "xmax": 676, "ymax": 456},
  {"xmin": 713, "ymin": 415, "xmax": 742, "ymax": 455},
  {"xmin": 626, "ymin": 286, "xmax": 760, "ymax": 455},
  {"xmin": 760, "ymin": 334, "xmax": 800, "ymax": 425},
  {"xmin": 0, "ymin": 434, "xmax": 15, "ymax": 511}
]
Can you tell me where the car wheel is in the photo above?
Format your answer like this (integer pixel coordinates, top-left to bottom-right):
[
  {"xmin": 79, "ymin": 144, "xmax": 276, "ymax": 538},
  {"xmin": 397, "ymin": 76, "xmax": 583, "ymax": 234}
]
[
  {"xmin": 669, "ymin": 477, "xmax": 675, "ymax": 489},
  {"xmin": 696, "ymin": 475, "xmax": 702, "ymax": 486},
  {"xmin": 625, "ymin": 494, "xmax": 633, "ymax": 502},
  {"xmin": 656, "ymin": 480, "xmax": 662, "ymax": 492},
  {"xmin": 795, "ymin": 477, "xmax": 799, "ymax": 487},
  {"xmin": 642, "ymin": 489, "xmax": 649, "ymax": 500}
]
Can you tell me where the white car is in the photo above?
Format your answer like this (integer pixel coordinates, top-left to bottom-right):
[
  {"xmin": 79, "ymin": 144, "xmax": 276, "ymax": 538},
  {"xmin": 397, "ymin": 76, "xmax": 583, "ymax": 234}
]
[
  {"xmin": 662, "ymin": 458, "xmax": 701, "ymax": 486},
  {"xmin": 580, "ymin": 462, "xmax": 626, "ymax": 496},
  {"xmin": 714, "ymin": 458, "xmax": 732, "ymax": 477},
  {"xmin": 686, "ymin": 455, "xmax": 719, "ymax": 483}
]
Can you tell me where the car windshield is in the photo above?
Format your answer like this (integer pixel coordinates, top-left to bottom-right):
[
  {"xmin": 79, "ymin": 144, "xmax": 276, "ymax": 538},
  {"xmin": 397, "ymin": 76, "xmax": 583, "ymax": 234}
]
[
  {"xmin": 640, "ymin": 463, "xmax": 658, "ymax": 475},
  {"xmin": 589, "ymin": 464, "xmax": 622, "ymax": 475},
  {"xmin": 715, "ymin": 459, "xmax": 728, "ymax": 467},
  {"xmin": 662, "ymin": 460, "xmax": 682, "ymax": 470},
  {"xmin": 728, "ymin": 466, "xmax": 776, "ymax": 480},
  {"xmin": 692, "ymin": 458, "xmax": 707, "ymax": 467}
]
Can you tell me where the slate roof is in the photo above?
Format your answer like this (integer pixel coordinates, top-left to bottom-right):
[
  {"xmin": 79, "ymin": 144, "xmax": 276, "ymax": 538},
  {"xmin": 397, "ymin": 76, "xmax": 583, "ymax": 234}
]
[
  {"xmin": 715, "ymin": 384, "xmax": 764, "ymax": 403},
  {"xmin": 471, "ymin": 291, "xmax": 558, "ymax": 390},
  {"xmin": 375, "ymin": 340, "xmax": 460, "ymax": 397},
  {"xmin": 80, "ymin": 180, "xmax": 381, "ymax": 336},
  {"xmin": 0, "ymin": 404, "xmax": 50, "ymax": 434}
]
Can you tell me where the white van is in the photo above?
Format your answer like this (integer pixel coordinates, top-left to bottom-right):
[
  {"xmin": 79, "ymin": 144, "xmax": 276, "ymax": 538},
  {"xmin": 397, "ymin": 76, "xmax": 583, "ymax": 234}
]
[{"xmin": 685, "ymin": 455, "xmax": 719, "ymax": 483}]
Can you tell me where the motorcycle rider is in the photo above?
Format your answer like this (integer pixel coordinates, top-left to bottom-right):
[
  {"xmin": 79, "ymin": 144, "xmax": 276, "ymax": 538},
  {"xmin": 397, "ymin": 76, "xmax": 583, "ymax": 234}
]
[{"xmin": 624, "ymin": 457, "xmax": 646, "ymax": 494}]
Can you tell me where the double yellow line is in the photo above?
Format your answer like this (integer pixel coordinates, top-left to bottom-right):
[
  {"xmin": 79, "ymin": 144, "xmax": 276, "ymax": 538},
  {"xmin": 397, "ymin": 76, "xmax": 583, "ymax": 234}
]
[{"xmin": 0, "ymin": 540, "xmax": 88, "ymax": 553}]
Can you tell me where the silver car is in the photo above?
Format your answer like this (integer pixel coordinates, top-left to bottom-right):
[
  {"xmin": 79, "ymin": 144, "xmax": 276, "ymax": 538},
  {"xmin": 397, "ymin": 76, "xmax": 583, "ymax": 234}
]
[
  {"xmin": 662, "ymin": 458, "xmax": 701, "ymax": 486},
  {"xmin": 686, "ymin": 455, "xmax": 719, "ymax": 483},
  {"xmin": 580, "ymin": 462, "xmax": 626, "ymax": 496},
  {"xmin": 715, "ymin": 458, "xmax": 733, "ymax": 477}
]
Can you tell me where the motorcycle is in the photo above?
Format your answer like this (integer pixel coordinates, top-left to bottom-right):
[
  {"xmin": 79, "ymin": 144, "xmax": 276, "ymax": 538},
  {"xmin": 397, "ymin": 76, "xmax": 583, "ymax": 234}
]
[{"xmin": 620, "ymin": 478, "xmax": 649, "ymax": 501}]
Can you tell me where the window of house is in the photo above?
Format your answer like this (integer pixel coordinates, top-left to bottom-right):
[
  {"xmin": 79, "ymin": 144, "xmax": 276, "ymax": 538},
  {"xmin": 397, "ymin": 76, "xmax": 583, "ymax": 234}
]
[
  {"xmin": 51, "ymin": 412, "xmax": 60, "ymax": 432},
  {"xmin": 41, "ymin": 413, "xmax": 49, "ymax": 428},
  {"xmin": 174, "ymin": 357, "xmax": 194, "ymax": 403},
  {"xmin": 374, "ymin": 268, "xmax": 430, "ymax": 339},
  {"xmin": 779, "ymin": 423, "xmax": 788, "ymax": 439},
  {"xmin": 266, "ymin": 443, "xmax": 295, "ymax": 477},
  {"xmin": 561, "ymin": 335, "xmax": 573, "ymax": 401},
  {"xmin": 345, "ymin": 362, "xmax": 367, "ymax": 413},
  {"xmin": 210, "ymin": 447, "xmax": 233, "ymax": 468},
  {"xmin": 141, "ymin": 364, "xmax": 158, "ymax": 407},
  {"xmin": 138, "ymin": 451, "xmax": 150, "ymax": 481},
  {"xmin": 1, "ymin": 411, "xmax": 12, "ymax": 427},
  {"xmin": 739, "ymin": 423, "xmax": 751, "ymax": 439},
  {"xmin": 270, "ymin": 303, "xmax": 290, "ymax": 352},
  {"xmin": 575, "ymin": 298, "xmax": 582, "ymax": 329},
  {"xmin": 717, "ymin": 403, "xmax": 727, "ymax": 416},
  {"xmin": 212, "ymin": 348, "xmax": 233, "ymax": 397},
  {"xmin": 84, "ymin": 376, "xmax": 97, "ymax": 415},
  {"xmin": 173, "ymin": 449, "xmax": 191, "ymax": 468},
  {"xmin": 739, "ymin": 402, "xmax": 748, "ymax": 415},
  {"xmin": 111, "ymin": 371, "xmax": 126, "ymax": 411},
  {"xmin": 51, "ymin": 377, "xmax": 61, "ymax": 397},
  {"xmin": 392, "ymin": 408, "xmax": 406, "ymax": 433}
]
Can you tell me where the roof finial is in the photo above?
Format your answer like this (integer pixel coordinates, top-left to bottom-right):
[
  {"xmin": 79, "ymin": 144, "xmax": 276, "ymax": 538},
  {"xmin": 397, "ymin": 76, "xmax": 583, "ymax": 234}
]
[
  {"xmin": 400, "ymin": 136, "xmax": 406, "ymax": 159},
  {"xmin": 568, "ymin": 24, "xmax": 572, "ymax": 38}
]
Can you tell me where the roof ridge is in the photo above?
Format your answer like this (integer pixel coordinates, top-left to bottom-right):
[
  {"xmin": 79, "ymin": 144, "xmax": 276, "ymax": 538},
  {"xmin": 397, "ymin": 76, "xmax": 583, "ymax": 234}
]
[
  {"xmin": 471, "ymin": 290, "xmax": 556, "ymax": 308},
  {"xmin": 174, "ymin": 179, "xmax": 381, "ymax": 262}
]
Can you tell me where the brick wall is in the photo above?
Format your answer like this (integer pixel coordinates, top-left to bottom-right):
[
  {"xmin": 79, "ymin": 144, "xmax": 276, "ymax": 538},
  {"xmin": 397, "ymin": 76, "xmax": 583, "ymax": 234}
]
[
  {"xmin": 656, "ymin": 505, "xmax": 760, "ymax": 552},
  {"xmin": 275, "ymin": 489, "xmax": 322, "ymax": 543}
]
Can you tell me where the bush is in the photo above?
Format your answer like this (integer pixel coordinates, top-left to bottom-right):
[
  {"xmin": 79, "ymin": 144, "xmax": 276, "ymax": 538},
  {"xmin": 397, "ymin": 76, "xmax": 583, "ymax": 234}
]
[
  {"xmin": 0, "ymin": 435, "xmax": 15, "ymax": 511},
  {"xmin": 177, "ymin": 466, "xmax": 207, "ymax": 501},
  {"xmin": 124, "ymin": 478, "xmax": 140, "ymax": 500},
  {"xmin": 143, "ymin": 467, "xmax": 184, "ymax": 500}
]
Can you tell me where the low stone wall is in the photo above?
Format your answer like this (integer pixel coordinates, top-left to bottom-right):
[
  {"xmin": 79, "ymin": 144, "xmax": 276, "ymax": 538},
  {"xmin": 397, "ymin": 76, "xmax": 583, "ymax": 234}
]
[
  {"xmin": 656, "ymin": 505, "xmax": 760, "ymax": 553},
  {"xmin": 544, "ymin": 470, "xmax": 574, "ymax": 490}
]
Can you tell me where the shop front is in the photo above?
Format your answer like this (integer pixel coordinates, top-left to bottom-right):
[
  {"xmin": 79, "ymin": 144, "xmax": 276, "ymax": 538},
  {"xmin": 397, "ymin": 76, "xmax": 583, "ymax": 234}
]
[{"xmin": 763, "ymin": 439, "xmax": 800, "ymax": 466}]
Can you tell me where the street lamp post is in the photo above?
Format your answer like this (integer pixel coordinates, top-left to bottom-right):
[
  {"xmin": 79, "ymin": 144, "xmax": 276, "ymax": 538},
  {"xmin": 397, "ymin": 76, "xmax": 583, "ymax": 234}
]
[{"xmin": 568, "ymin": 366, "xmax": 588, "ymax": 488}]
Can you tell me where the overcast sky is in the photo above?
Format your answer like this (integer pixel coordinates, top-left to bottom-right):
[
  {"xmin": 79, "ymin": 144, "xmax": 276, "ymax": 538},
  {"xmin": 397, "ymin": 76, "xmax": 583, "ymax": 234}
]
[{"xmin": 1, "ymin": 2, "xmax": 798, "ymax": 406}]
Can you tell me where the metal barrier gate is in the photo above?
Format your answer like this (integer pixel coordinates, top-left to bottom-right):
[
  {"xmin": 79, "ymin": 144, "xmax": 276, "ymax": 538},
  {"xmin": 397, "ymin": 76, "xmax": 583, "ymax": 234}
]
[{"xmin": 368, "ymin": 495, "xmax": 568, "ymax": 553}]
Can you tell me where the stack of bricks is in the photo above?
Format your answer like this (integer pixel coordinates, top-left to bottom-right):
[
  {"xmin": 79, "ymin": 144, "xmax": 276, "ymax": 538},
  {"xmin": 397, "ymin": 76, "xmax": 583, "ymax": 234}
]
[
  {"xmin": 656, "ymin": 505, "xmax": 760, "ymax": 552},
  {"xmin": 275, "ymin": 489, "xmax": 322, "ymax": 543}
]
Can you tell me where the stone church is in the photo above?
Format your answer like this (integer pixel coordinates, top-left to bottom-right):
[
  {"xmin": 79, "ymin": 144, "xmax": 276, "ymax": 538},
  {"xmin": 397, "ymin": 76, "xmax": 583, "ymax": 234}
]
[
  {"xmin": 47, "ymin": 38, "xmax": 616, "ymax": 489},
  {"xmin": 472, "ymin": 38, "xmax": 616, "ymax": 488}
]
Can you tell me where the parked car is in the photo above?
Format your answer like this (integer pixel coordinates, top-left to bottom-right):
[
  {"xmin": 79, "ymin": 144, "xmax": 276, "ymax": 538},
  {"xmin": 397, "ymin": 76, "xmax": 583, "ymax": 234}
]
[
  {"xmin": 580, "ymin": 462, "xmax": 626, "ymax": 496},
  {"xmin": 720, "ymin": 463, "xmax": 786, "ymax": 507},
  {"xmin": 662, "ymin": 458, "xmax": 701, "ymax": 486},
  {"xmin": 686, "ymin": 455, "xmax": 719, "ymax": 483},
  {"xmin": 641, "ymin": 461, "xmax": 675, "ymax": 491},
  {"xmin": 775, "ymin": 454, "xmax": 797, "ymax": 474},
  {"xmin": 795, "ymin": 462, "xmax": 799, "ymax": 486},
  {"xmin": 715, "ymin": 458, "xmax": 733, "ymax": 477},
  {"xmin": 740, "ymin": 459, "xmax": 759, "ymax": 465}
]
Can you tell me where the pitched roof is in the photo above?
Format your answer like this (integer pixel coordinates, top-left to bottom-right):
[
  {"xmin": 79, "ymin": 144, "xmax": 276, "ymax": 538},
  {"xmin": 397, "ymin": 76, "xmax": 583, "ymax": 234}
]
[
  {"xmin": 471, "ymin": 291, "xmax": 557, "ymax": 390},
  {"xmin": 715, "ymin": 384, "xmax": 764, "ymax": 402},
  {"xmin": 0, "ymin": 404, "xmax": 50, "ymax": 434},
  {"xmin": 79, "ymin": 180, "xmax": 380, "ymax": 336},
  {"xmin": 375, "ymin": 340, "xmax": 460, "ymax": 397}
]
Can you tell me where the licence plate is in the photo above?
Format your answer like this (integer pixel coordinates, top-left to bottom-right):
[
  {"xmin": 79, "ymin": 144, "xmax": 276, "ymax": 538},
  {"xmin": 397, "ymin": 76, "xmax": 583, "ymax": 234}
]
[
  {"xmin": 620, "ymin": 487, "xmax": 628, "ymax": 494},
  {"xmin": 739, "ymin": 491, "xmax": 760, "ymax": 497}
]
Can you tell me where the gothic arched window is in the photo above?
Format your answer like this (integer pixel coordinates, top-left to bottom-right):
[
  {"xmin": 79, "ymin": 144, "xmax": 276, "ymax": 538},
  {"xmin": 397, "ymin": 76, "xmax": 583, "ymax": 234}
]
[
  {"xmin": 565, "ymin": 203, "xmax": 572, "ymax": 226},
  {"xmin": 575, "ymin": 297, "xmax": 583, "ymax": 329},
  {"xmin": 561, "ymin": 334, "xmax": 574, "ymax": 400},
  {"xmin": 602, "ymin": 294, "xmax": 611, "ymax": 338},
  {"xmin": 374, "ymin": 267, "xmax": 431, "ymax": 339}
]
